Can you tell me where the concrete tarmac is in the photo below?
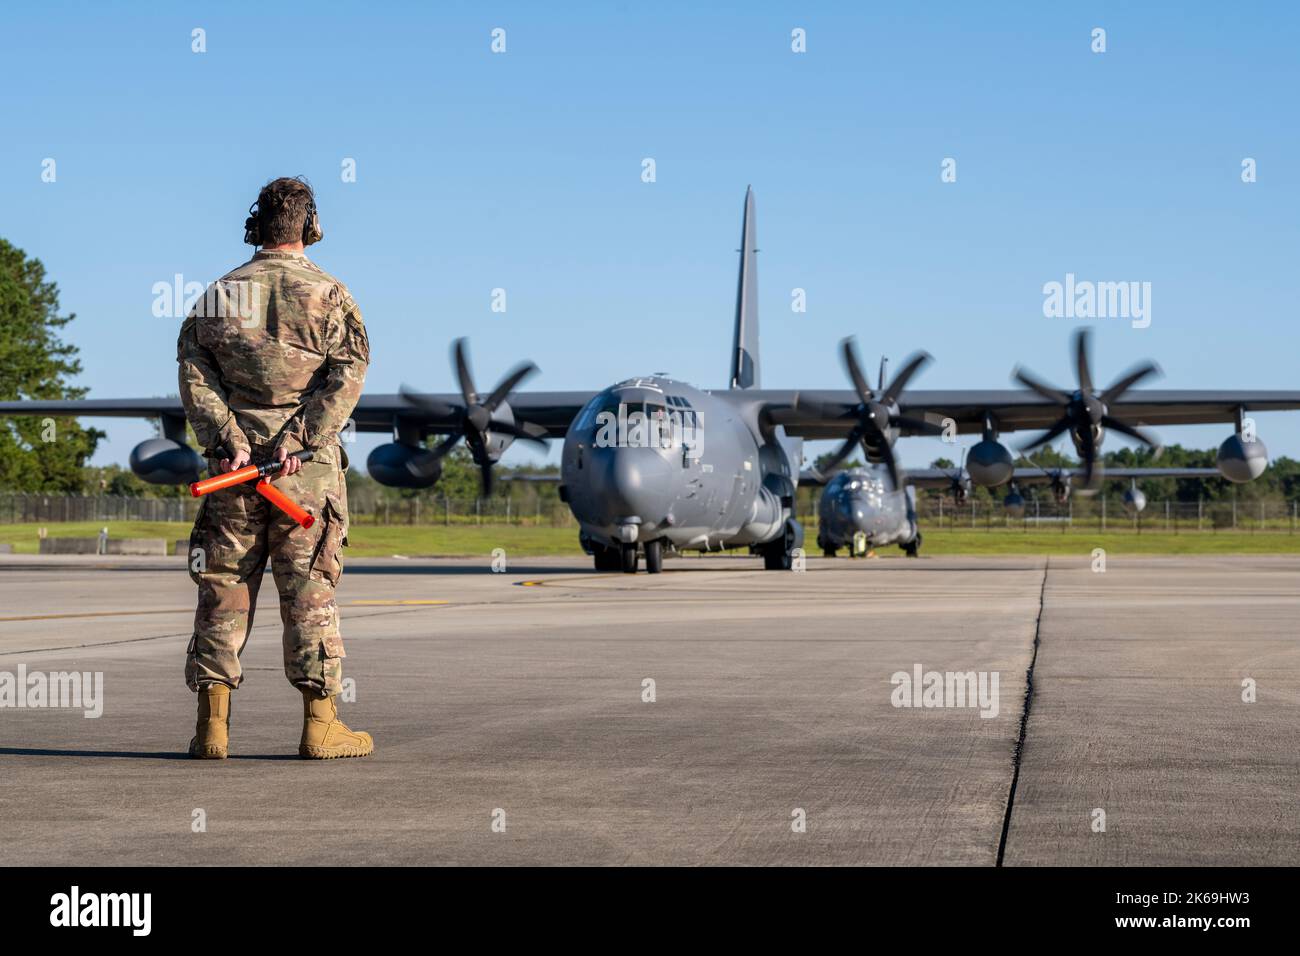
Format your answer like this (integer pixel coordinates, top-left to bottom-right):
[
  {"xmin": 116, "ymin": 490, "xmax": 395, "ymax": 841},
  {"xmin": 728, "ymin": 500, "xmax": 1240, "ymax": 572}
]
[{"xmin": 0, "ymin": 553, "xmax": 1295, "ymax": 866}]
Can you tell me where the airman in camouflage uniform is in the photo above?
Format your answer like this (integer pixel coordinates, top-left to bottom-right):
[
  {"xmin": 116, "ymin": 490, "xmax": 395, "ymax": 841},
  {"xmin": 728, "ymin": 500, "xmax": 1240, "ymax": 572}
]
[{"xmin": 178, "ymin": 176, "xmax": 373, "ymax": 760}]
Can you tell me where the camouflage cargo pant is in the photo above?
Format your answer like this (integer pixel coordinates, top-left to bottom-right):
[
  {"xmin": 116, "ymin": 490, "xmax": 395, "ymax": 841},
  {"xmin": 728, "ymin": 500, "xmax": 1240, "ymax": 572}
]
[{"xmin": 185, "ymin": 457, "xmax": 349, "ymax": 697}]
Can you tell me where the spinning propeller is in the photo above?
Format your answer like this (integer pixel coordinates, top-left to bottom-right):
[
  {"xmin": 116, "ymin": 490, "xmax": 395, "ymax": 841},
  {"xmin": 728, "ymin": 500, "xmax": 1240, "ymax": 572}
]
[
  {"xmin": 400, "ymin": 338, "xmax": 546, "ymax": 496},
  {"xmin": 819, "ymin": 337, "xmax": 940, "ymax": 489},
  {"xmin": 1012, "ymin": 328, "xmax": 1161, "ymax": 487}
]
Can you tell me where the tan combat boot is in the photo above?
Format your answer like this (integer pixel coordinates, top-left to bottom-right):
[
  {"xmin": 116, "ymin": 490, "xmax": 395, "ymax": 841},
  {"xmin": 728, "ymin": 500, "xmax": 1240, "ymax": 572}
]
[
  {"xmin": 189, "ymin": 683, "xmax": 231, "ymax": 759},
  {"xmin": 299, "ymin": 690, "xmax": 374, "ymax": 759}
]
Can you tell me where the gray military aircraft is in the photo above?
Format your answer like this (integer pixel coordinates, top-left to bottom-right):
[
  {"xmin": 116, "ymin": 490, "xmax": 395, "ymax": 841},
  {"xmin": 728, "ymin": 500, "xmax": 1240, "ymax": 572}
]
[
  {"xmin": 807, "ymin": 459, "xmax": 1222, "ymax": 558},
  {"xmin": 2, "ymin": 187, "xmax": 1297, "ymax": 573}
]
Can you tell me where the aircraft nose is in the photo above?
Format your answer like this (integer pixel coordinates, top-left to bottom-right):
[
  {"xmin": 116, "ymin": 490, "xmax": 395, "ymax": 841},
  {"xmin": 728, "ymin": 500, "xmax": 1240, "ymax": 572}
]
[
  {"xmin": 851, "ymin": 504, "xmax": 887, "ymax": 535},
  {"xmin": 596, "ymin": 446, "xmax": 672, "ymax": 523}
]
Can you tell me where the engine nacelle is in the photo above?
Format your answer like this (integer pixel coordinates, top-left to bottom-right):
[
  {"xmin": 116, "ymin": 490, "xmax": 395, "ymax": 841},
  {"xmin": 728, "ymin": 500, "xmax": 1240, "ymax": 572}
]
[
  {"xmin": 1003, "ymin": 488, "xmax": 1025, "ymax": 518},
  {"xmin": 367, "ymin": 442, "xmax": 442, "ymax": 489},
  {"xmin": 1216, "ymin": 434, "xmax": 1268, "ymax": 483},
  {"xmin": 967, "ymin": 439, "xmax": 1014, "ymax": 488},
  {"xmin": 129, "ymin": 438, "xmax": 205, "ymax": 484},
  {"xmin": 1122, "ymin": 486, "xmax": 1148, "ymax": 514}
]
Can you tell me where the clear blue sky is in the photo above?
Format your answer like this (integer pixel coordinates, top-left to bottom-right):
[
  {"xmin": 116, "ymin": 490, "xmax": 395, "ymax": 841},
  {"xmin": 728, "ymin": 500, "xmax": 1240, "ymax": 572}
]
[{"xmin": 2, "ymin": 1, "xmax": 1297, "ymax": 472}]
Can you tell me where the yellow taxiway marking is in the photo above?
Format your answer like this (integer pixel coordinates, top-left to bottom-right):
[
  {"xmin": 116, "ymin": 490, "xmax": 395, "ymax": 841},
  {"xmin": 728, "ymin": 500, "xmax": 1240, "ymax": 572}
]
[
  {"xmin": 0, "ymin": 600, "xmax": 451, "ymax": 621},
  {"xmin": 0, "ymin": 608, "xmax": 191, "ymax": 623},
  {"xmin": 348, "ymin": 599, "xmax": 450, "ymax": 606}
]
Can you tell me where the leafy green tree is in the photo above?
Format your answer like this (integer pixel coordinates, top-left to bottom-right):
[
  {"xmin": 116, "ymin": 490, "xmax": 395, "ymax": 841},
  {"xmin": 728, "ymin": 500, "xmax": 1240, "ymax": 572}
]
[{"xmin": 0, "ymin": 239, "xmax": 102, "ymax": 491}]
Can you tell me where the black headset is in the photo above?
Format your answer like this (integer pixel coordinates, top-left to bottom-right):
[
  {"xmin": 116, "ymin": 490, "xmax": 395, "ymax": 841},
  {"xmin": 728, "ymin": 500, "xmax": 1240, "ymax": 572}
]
[{"xmin": 244, "ymin": 179, "xmax": 323, "ymax": 247}]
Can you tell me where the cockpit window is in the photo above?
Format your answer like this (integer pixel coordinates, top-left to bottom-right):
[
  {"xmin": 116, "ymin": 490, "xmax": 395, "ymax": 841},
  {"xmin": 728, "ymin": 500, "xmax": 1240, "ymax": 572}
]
[{"xmin": 572, "ymin": 387, "xmax": 706, "ymax": 454}]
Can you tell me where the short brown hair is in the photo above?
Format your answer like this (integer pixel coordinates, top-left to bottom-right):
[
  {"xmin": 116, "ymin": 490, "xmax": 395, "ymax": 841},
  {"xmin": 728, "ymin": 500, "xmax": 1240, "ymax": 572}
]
[{"xmin": 254, "ymin": 176, "xmax": 315, "ymax": 246}]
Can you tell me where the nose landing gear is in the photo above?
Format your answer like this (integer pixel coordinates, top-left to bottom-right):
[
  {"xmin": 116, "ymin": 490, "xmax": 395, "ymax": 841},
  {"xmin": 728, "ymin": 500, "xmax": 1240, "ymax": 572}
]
[
  {"xmin": 588, "ymin": 538, "xmax": 665, "ymax": 574},
  {"xmin": 643, "ymin": 539, "xmax": 663, "ymax": 574}
]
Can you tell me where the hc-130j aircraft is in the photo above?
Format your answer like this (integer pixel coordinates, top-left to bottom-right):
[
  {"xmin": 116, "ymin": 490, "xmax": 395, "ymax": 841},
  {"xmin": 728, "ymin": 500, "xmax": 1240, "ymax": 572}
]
[
  {"xmin": 2, "ymin": 188, "xmax": 1295, "ymax": 573},
  {"xmin": 807, "ymin": 459, "xmax": 1222, "ymax": 558}
]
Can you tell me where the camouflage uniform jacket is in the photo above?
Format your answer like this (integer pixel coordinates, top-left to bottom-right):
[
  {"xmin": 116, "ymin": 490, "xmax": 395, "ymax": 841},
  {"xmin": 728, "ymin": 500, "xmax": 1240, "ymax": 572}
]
[{"xmin": 176, "ymin": 249, "xmax": 369, "ymax": 467}]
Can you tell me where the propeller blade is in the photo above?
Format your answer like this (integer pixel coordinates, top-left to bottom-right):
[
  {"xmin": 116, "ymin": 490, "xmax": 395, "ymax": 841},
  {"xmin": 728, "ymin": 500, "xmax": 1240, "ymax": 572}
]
[
  {"xmin": 487, "ymin": 419, "xmax": 549, "ymax": 447},
  {"xmin": 408, "ymin": 433, "xmax": 462, "ymax": 477},
  {"xmin": 452, "ymin": 338, "xmax": 477, "ymax": 405},
  {"xmin": 1081, "ymin": 455, "xmax": 1096, "ymax": 489},
  {"xmin": 1017, "ymin": 452, "xmax": 1051, "ymax": 478},
  {"xmin": 479, "ymin": 459, "xmax": 494, "ymax": 498},
  {"xmin": 1077, "ymin": 425, "xmax": 1099, "ymax": 488},
  {"xmin": 1018, "ymin": 416, "xmax": 1071, "ymax": 452},
  {"xmin": 1013, "ymin": 367, "xmax": 1070, "ymax": 404},
  {"xmin": 1074, "ymin": 327, "xmax": 1093, "ymax": 394},
  {"xmin": 878, "ymin": 437, "xmax": 902, "ymax": 491},
  {"xmin": 948, "ymin": 445, "xmax": 968, "ymax": 484},
  {"xmin": 821, "ymin": 430, "xmax": 861, "ymax": 475},
  {"xmin": 1101, "ymin": 361, "xmax": 1161, "ymax": 404},
  {"xmin": 1100, "ymin": 414, "xmax": 1162, "ymax": 453},
  {"xmin": 482, "ymin": 361, "xmax": 539, "ymax": 413},
  {"xmin": 841, "ymin": 338, "xmax": 874, "ymax": 403},
  {"xmin": 881, "ymin": 351, "xmax": 933, "ymax": 405},
  {"xmin": 398, "ymin": 386, "xmax": 461, "ymax": 421}
]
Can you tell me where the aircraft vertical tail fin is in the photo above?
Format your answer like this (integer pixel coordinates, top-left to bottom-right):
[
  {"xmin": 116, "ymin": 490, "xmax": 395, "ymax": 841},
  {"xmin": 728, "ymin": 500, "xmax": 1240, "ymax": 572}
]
[{"xmin": 729, "ymin": 186, "xmax": 760, "ymax": 389}]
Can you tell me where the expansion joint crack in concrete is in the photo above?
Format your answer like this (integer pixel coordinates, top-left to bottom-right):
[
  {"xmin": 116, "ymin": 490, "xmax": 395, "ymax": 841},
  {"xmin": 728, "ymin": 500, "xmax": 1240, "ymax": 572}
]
[{"xmin": 995, "ymin": 556, "xmax": 1049, "ymax": 867}]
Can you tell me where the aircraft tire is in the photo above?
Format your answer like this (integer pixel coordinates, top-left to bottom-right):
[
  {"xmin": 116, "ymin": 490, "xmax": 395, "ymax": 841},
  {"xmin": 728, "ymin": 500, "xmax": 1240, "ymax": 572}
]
[
  {"xmin": 644, "ymin": 539, "xmax": 663, "ymax": 574},
  {"xmin": 763, "ymin": 547, "xmax": 792, "ymax": 571},
  {"xmin": 763, "ymin": 520, "xmax": 799, "ymax": 571},
  {"xmin": 620, "ymin": 543, "xmax": 639, "ymax": 574},
  {"xmin": 902, "ymin": 532, "xmax": 922, "ymax": 558}
]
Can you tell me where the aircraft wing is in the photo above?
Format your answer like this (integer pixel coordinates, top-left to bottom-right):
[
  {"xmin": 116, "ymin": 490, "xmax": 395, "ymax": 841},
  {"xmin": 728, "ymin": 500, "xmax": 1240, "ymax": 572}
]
[
  {"xmin": 0, "ymin": 392, "xmax": 597, "ymax": 439},
  {"xmin": 751, "ymin": 389, "xmax": 1300, "ymax": 439},
  {"xmin": 9, "ymin": 387, "xmax": 1300, "ymax": 442},
  {"xmin": 0, "ymin": 398, "xmax": 190, "ymax": 420},
  {"xmin": 1017, "ymin": 466, "xmax": 1223, "ymax": 483},
  {"xmin": 903, "ymin": 465, "xmax": 1223, "ymax": 489}
]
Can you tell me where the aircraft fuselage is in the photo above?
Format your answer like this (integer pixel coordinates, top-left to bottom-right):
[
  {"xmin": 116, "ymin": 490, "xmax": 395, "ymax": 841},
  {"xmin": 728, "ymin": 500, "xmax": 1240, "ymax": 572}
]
[
  {"xmin": 561, "ymin": 377, "xmax": 793, "ymax": 556},
  {"xmin": 816, "ymin": 465, "xmax": 919, "ymax": 555}
]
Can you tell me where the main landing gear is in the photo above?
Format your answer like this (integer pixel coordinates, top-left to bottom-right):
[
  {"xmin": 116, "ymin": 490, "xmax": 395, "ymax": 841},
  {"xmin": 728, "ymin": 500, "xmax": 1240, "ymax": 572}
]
[
  {"xmin": 901, "ymin": 531, "xmax": 922, "ymax": 558},
  {"xmin": 759, "ymin": 519, "xmax": 804, "ymax": 571}
]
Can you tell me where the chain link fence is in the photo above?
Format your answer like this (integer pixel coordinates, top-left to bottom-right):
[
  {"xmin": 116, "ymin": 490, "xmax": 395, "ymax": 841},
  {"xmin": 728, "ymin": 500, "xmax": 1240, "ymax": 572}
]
[
  {"xmin": 901, "ymin": 495, "xmax": 1300, "ymax": 534},
  {"xmin": 1, "ymin": 492, "xmax": 1296, "ymax": 534},
  {"xmin": 0, "ymin": 494, "xmax": 198, "ymax": 524},
  {"xmin": 0, "ymin": 493, "xmax": 577, "ymax": 528}
]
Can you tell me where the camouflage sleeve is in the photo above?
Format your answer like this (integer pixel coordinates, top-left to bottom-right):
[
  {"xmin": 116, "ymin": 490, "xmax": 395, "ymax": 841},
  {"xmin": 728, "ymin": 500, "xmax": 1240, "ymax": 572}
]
[
  {"xmin": 177, "ymin": 314, "xmax": 251, "ymax": 458},
  {"xmin": 281, "ymin": 290, "xmax": 370, "ymax": 453}
]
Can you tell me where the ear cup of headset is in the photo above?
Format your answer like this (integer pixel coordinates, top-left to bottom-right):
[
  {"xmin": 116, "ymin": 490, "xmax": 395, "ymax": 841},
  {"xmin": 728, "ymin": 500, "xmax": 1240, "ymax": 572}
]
[
  {"xmin": 303, "ymin": 200, "xmax": 323, "ymax": 246},
  {"xmin": 244, "ymin": 203, "xmax": 261, "ymax": 245}
]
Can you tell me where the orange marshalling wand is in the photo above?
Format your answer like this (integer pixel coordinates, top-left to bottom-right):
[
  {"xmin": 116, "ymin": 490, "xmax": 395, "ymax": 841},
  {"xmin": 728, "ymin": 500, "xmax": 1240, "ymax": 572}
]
[
  {"xmin": 255, "ymin": 478, "xmax": 315, "ymax": 529},
  {"xmin": 189, "ymin": 451, "xmax": 316, "ymax": 529}
]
